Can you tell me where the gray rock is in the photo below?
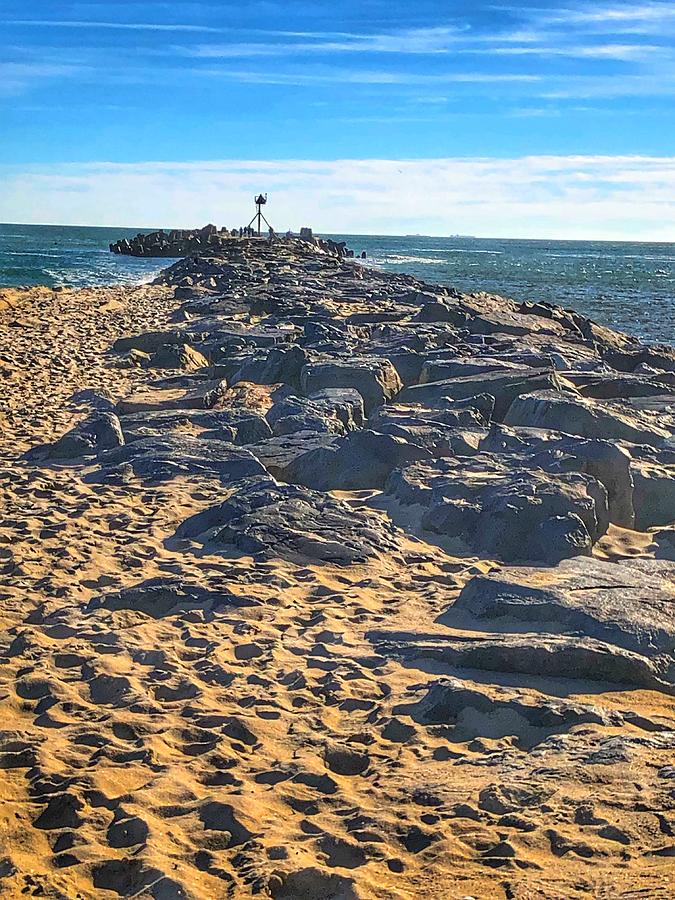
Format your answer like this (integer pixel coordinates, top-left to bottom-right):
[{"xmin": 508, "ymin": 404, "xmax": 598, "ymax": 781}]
[
  {"xmin": 386, "ymin": 455, "xmax": 609, "ymax": 563},
  {"xmin": 88, "ymin": 576, "xmax": 256, "ymax": 618},
  {"xmin": 148, "ymin": 343, "xmax": 209, "ymax": 371},
  {"xmin": 113, "ymin": 329, "xmax": 200, "ymax": 354},
  {"xmin": 116, "ymin": 378, "xmax": 229, "ymax": 415},
  {"xmin": 25, "ymin": 412, "xmax": 124, "ymax": 461},
  {"xmin": 420, "ymin": 358, "xmax": 525, "ymax": 383},
  {"xmin": 445, "ymin": 556, "xmax": 675, "ymax": 660},
  {"xmin": 505, "ymin": 390, "xmax": 672, "ymax": 445},
  {"xmin": 248, "ymin": 432, "xmax": 339, "ymax": 478},
  {"xmin": 231, "ymin": 345, "xmax": 307, "ymax": 389},
  {"xmin": 300, "ymin": 359, "xmax": 402, "ymax": 414},
  {"xmin": 631, "ymin": 456, "xmax": 675, "ymax": 529},
  {"xmin": 283, "ymin": 429, "xmax": 431, "ymax": 491},
  {"xmin": 394, "ymin": 678, "xmax": 627, "ymax": 746},
  {"xmin": 176, "ymin": 478, "xmax": 401, "ymax": 565},
  {"xmin": 480, "ymin": 426, "xmax": 636, "ymax": 528},
  {"xmin": 376, "ymin": 634, "xmax": 672, "ymax": 694},
  {"xmin": 119, "ymin": 408, "xmax": 272, "ymax": 445},
  {"xmin": 92, "ymin": 435, "xmax": 267, "ymax": 483},
  {"xmin": 399, "ymin": 368, "xmax": 564, "ymax": 420},
  {"xmin": 266, "ymin": 388, "xmax": 364, "ymax": 436}
]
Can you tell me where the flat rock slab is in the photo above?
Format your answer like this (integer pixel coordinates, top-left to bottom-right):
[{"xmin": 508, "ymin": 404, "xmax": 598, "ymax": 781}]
[
  {"xmin": 88, "ymin": 576, "xmax": 257, "ymax": 619},
  {"xmin": 91, "ymin": 435, "xmax": 267, "ymax": 484},
  {"xmin": 119, "ymin": 408, "xmax": 272, "ymax": 445},
  {"xmin": 399, "ymin": 368, "xmax": 564, "ymax": 420},
  {"xmin": 443, "ymin": 556, "xmax": 675, "ymax": 664},
  {"xmin": 116, "ymin": 379, "xmax": 229, "ymax": 415},
  {"xmin": 176, "ymin": 477, "xmax": 402, "ymax": 565},
  {"xmin": 505, "ymin": 389, "xmax": 673, "ymax": 445},
  {"xmin": 373, "ymin": 632, "xmax": 674, "ymax": 695}
]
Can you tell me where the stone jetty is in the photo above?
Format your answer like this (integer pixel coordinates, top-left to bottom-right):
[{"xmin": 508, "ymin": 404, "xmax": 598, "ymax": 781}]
[
  {"xmin": 1, "ymin": 235, "xmax": 674, "ymax": 899},
  {"xmin": 110, "ymin": 224, "xmax": 356, "ymax": 259}
]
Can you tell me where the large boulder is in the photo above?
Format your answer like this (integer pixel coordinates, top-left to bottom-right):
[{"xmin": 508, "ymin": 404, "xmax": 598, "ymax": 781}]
[
  {"xmin": 266, "ymin": 389, "xmax": 364, "ymax": 436},
  {"xmin": 300, "ymin": 360, "xmax": 402, "ymax": 414},
  {"xmin": 445, "ymin": 556, "xmax": 675, "ymax": 661},
  {"xmin": 386, "ymin": 455, "xmax": 609, "ymax": 563},
  {"xmin": 176, "ymin": 478, "xmax": 401, "ymax": 565},
  {"xmin": 91, "ymin": 435, "xmax": 267, "ymax": 484},
  {"xmin": 25, "ymin": 412, "xmax": 124, "ymax": 461},
  {"xmin": 399, "ymin": 368, "xmax": 565, "ymax": 420},
  {"xmin": 505, "ymin": 390, "xmax": 672, "ymax": 445},
  {"xmin": 283, "ymin": 429, "xmax": 431, "ymax": 491},
  {"xmin": 248, "ymin": 432, "xmax": 339, "ymax": 478},
  {"xmin": 480, "ymin": 425, "xmax": 636, "ymax": 528},
  {"xmin": 230, "ymin": 345, "xmax": 307, "ymax": 390},
  {"xmin": 631, "ymin": 454, "xmax": 675, "ymax": 530}
]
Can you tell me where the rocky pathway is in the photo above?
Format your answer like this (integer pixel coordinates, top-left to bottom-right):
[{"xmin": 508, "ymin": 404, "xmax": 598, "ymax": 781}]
[{"xmin": 0, "ymin": 239, "xmax": 674, "ymax": 899}]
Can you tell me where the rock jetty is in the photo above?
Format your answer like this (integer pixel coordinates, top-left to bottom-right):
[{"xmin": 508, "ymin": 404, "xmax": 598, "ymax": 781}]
[
  {"xmin": 110, "ymin": 224, "xmax": 356, "ymax": 259},
  {"xmin": 1, "ymin": 235, "xmax": 674, "ymax": 899}
]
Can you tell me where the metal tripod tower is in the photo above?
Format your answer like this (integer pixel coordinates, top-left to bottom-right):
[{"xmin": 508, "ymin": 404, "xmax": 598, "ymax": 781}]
[{"xmin": 247, "ymin": 193, "xmax": 273, "ymax": 236}]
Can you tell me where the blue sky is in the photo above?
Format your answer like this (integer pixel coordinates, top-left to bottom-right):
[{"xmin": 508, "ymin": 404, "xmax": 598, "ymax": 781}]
[{"xmin": 1, "ymin": 1, "xmax": 674, "ymax": 237}]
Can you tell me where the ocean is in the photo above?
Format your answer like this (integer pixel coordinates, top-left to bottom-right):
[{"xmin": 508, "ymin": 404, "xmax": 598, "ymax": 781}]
[{"xmin": 0, "ymin": 223, "xmax": 673, "ymax": 344}]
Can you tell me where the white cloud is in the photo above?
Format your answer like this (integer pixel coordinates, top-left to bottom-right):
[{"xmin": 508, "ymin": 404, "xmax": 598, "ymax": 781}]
[
  {"xmin": 3, "ymin": 19, "xmax": 226, "ymax": 32},
  {"xmin": 2, "ymin": 156, "xmax": 674, "ymax": 240}
]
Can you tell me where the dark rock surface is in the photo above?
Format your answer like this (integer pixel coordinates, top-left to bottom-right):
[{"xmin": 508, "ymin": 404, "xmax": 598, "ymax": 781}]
[
  {"xmin": 386, "ymin": 455, "xmax": 609, "ymax": 563},
  {"xmin": 444, "ymin": 556, "xmax": 675, "ymax": 661},
  {"xmin": 176, "ymin": 477, "xmax": 401, "ymax": 565},
  {"xmin": 25, "ymin": 412, "xmax": 125, "ymax": 461}
]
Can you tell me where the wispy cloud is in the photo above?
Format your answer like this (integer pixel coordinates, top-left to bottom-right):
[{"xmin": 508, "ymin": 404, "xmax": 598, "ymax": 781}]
[
  {"xmin": 3, "ymin": 19, "xmax": 226, "ymax": 33},
  {"xmin": 2, "ymin": 156, "xmax": 674, "ymax": 240},
  {"xmin": 0, "ymin": 61, "xmax": 87, "ymax": 96}
]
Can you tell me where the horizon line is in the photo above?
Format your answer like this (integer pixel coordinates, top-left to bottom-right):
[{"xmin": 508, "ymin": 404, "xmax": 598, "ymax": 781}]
[{"xmin": 1, "ymin": 221, "xmax": 673, "ymax": 245}]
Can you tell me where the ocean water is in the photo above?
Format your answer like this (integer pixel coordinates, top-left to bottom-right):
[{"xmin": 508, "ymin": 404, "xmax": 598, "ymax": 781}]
[{"xmin": 0, "ymin": 224, "xmax": 673, "ymax": 344}]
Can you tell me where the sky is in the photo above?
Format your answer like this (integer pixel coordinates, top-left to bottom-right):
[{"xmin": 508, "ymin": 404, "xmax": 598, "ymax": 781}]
[{"xmin": 1, "ymin": 0, "xmax": 674, "ymax": 238}]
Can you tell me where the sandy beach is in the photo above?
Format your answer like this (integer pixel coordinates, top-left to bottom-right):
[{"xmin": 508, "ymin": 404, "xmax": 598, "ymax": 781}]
[{"xmin": 0, "ymin": 240, "xmax": 674, "ymax": 900}]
